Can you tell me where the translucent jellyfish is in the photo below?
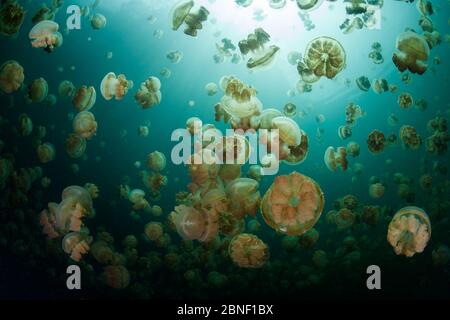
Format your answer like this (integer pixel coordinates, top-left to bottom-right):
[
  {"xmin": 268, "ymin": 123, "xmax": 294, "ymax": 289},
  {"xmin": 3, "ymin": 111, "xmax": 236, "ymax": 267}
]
[
  {"xmin": 387, "ymin": 113, "xmax": 399, "ymax": 127},
  {"xmin": 64, "ymin": 134, "xmax": 86, "ymax": 159},
  {"xmin": 100, "ymin": 72, "xmax": 133, "ymax": 100},
  {"xmin": 39, "ymin": 203, "xmax": 59, "ymax": 239},
  {"xmin": 398, "ymin": 92, "xmax": 414, "ymax": 109},
  {"xmin": 146, "ymin": 151, "xmax": 166, "ymax": 172},
  {"xmin": 284, "ymin": 131, "xmax": 309, "ymax": 165},
  {"xmin": 152, "ymin": 205, "xmax": 163, "ymax": 217},
  {"xmin": 84, "ymin": 183, "xmax": 99, "ymax": 199},
  {"xmin": 269, "ymin": 0, "xmax": 286, "ymax": 9},
  {"xmin": 37, "ymin": 143, "xmax": 56, "ymax": 163},
  {"xmin": 335, "ymin": 208, "xmax": 356, "ymax": 230},
  {"xmin": 287, "ymin": 51, "xmax": 302, "ymax": 66},
  {"xmin": 171, "ymin": 0, "xmax": 194, "ymax": 30},
  {"xmin": 271, "ymin": 116, "xmax": 302, "ymax": 147},
  {"xmin": 73, "ymin": 111, "xmax": 98, "ymax": 139},
  {"xmin": 324, "ymin": 146, "xmax": 348, "ymax": 172},
  {"xmin": 226, "ymin": 178, "xmax": 260, "ymax": 219},
  {"xmin": 239, "ymin": 28, "xmax": 280, "ymax": 70},
  {"xmin": 45, "ymin": 94, "xmax": 56, "ymax": 107},
  {"xmin": 361, "ymin": 205, "xmax": 380, "ymax": 226},
  {"xmin": 61, "ymin": 185, "xmax": 94, "ymax": 217},
  {"xmin": 247, "ymin": 165, "xmax": 262, "ymax": 182},
  {"xmin": 283, "ymin": 103, "xmax": 297, "ymax": 117},
  {"xmin": 160, "ymin": 67, "xmax": 171, "ymax": 78},
  {"xmin": 345, "ymin": 103, "xmax": 364, "ymax": 126},
  {"xmin": 90, "ymin": 13, "xmax": 106, "ymax": 30},
  {"xmin": 419, "ymin": 174, "xmax": 432, "ymax": 190},
  {"xmin": 139, "ymin": 125, "xmax": 149, "ymax": 137},
  {"xmin": 205, "ymin": 82, "xmax": 218, "ymax": 96},
  {"xmin": 62, "ymin": 231, "xmax": 92, "ymax": 262},
  {"xmin": 29, "ymin": 20, "xmax": 63, "ymax": 52},
  {"xmin": 298, "ymin": 228, "xmax": 319, "ymax": 248},
  {"xmin": 432, "ymin": 245, "xmax": 450, "ymax": 267},
  {"xmin": 58, "ymin": 80, "xmax": 76, "ymax": 99},
  {"xmin": 313, "ymin": 250, "xmax": 328, "ymax": 269},
  {"xmin": 173, "ymin": 205, "xmax": 218, "ymax": 242},
  {"xmin": 144, "ymin": 222, "xmax": 164, "ymax": 241},
  {"xmin": 229, "ymin": 233, "xmax": 269, "ymax": 268},
  {"xmin": 372, "ymin": 78, "xmax": 389, "ymax": 94},
  {"xmin": 0, "ymin": 0, "xmax": 25, "ymax": 36},
  {"xmin": 27, "ymin": 78, "xmax": 48, "ymax": 103},
  {"xmin": 392, "ymin": 31, "xmax": 429, "ymax": 75},
  {"xmin": 355, "ymin": 76, "xmax": 371, "ymax": 92},
  {"xmin": 387, "ymin": 206, "xmax": 431, "ymax": 257},
  {"xmin": 134, "ymin": 76, "xmax": 162, "ymax": 109},
  {"xmin": 0, "ymin": 60, "xmax": 24, "ymax": 93},
  {"xmin": 128, "ymin": 188, "xmax": 149, "ymax": 210},
  {"xmin": 166, "ymin": 50, "xmax": 183, "ymax": 64},
  {"xmin": 399, "ymin": 125, "xmax": 422, "ymax": 150},
  {"xmin": 369, "ymin": 182, "xmax": 385, "ymax": 199},
  {"xmin": 18, "ymin": 113, "xmax": 32, "ymax": 136},
  {"xmin": 102, "ymin": 265, "xmax": 130, "ymax": 289},
  {"xmin": 261, "ymin": 172, "xmax": 324, "ymax": 236},
  {"xmin": 346, "ymin": 141, "xmax": 360, "ymax": 157},
  {"xmin": 259, "ymin": 108, "xmax": 282, "ymax": 130},
  {"xmin": 72, "ymin": 86, "xmax": 96, "ymax": 112},
  {"xmin": 297, "ymin": 60, "xmax": 320, "ymax": 84},
  {"xmin": 338, "ymin": 125, "xmax": 352, "ymax": 140},
  {"xmin": 367, "ymin": 130, "xmax": 386, "ymax": 154},
  {"xmin": 303, "ymin": 36, "xmax": 346, "ymax": 80},
  {"xmin": 415, "ymin": 98, "xmax": 428, "ymax": 112},
  {"xmin": 296, "ymin": 0, "xmax": 323, "ymax": 11}
]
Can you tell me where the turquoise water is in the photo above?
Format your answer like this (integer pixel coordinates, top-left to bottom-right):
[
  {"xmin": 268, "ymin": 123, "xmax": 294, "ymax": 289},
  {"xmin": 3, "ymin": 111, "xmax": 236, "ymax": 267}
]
[{"xmin": 0, "ymin": 0, "xmax": 449, "ymax": 299}]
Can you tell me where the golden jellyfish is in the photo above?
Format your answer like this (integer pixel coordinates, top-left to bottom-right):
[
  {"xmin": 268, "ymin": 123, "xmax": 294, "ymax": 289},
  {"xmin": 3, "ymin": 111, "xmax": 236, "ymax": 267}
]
[
  {"xmin": 173, "ymin": 204, "xmax": 218, "ymax": 242},
  {"xmin": 346, "ymin": 141, "xmax": 360, "ymax": 157},
  {"xmin": 341, "ymin": 194, "xmax": 358, "ymax": 210},
  {"xmin": 205, "ymin": 82, "xmax": 218, "ymax": 96},
  {"xmin": 261, "ymin": 172, "xmax": 324, "ymax": 236},
  {"xmin": 283, "ymin": 103, "xmax": 297, "ymax": 118},
  {"xmin": 392, "ymin": 31, "xmax": 429, "ymax": 75},
  {"xmin": 102, "ymin": 265, "xmax": 130, "ymax": 289},
  {"xmin": 334, "ymin": 208, "xmax": 356, "ymax": 230},
  {"xmin": 61, "ymin": 185, "xmax": 94, "ymax": 217},
  {"xmin": 0, "ymin": 0, "xmax": 25, "ymax": 36},
  {"xmin": 144, "ymin": 222, "xmax": 164, "ymax": 241},
  {"xmin": 29, "ymin": 20, "xmax": 63, "ymax": 52},
  {"xmin": 367, "ymin": 129, "xmax": 386, "ymax": 154},
  {"xmin": 27, "ymin": 78, "xmax": 48, "ymax": 103},
  {"xmin": 303, "ymin": 36, "xmax": 346, "ymax": 80},
  {"xmin": 298, "ymin": 228, "xmax": 319, "ymax": 248},
  {"xmin": 146, "ymin": 151, "xmax": 166, "ymax": 171},
  {"xmin": 271, "ymin": 116, "xmax": 302, "ymax": 147},
  {"xmin": 247, "ymin": 165, "xmax": 262, "ymax": 182},
  {"xmin": 228, "ymin": 233, "xmax": 269, "ymax": 268},
  {"xmin": 355, "ymin": 76, "xmax": 371, "ymax": 92},
  {"xmin": 84, "ymin": 183, "xmax": 99, "ymax": 199},
  {"xmin": 324, "ymin": 146, "xmax": 348, "ymax": 172},
  {"xmin": 90, "ymin": 13, "xmax": 106, "ymax": 30},
  {"xmin": 64, "ymin": 133, "xmax": 86, "ymax": 159},
  {"xmin": 72, "ymin": 86, "xmax": 96, "ymax": 112},
  {"xmin": 36, "ymin": 142, "xmax": 56, "ymax": 163},
  {"xmin": 369, "ymin": 182, "xmax": 385, "ymax": 199},
  {"xmin": 100, "ymin": 72, "xmax": 133, "ymax": 100},
  {"xmin": 259, "ymin": 108, "xmax": 283, "ymax": 130},
  {"xmin": 398, "ymin": 92, "xmax": 414, "ymax": 109},
  {"xmin": 284, "ymin": 130, "xmax": 309, "ymax": 165},
  {"xmin": 18, "ymin": 113, "xmax": 33, "ymax": 136},
  {"xmin": 62, "ymin": 231, "xmax": 92, "ymax": 262},
  {"xmin": 90, "ymin": 240, "xmax": 114, "ymax": 265},
  {"xmin": 338, "ymin": 125, "xmax": 352, "ymax": 140},
  {"xmin": 400, "ymin": 125, "xmax": 422, "ymax": 150},
  {"xmin": 186, "ymin": 117, "xmax": 202, "ymax": 135},
  {"xmin": 135, "ymin": 76, "xmax": 162, "ymax": 109},
  {"xmin": 296, "ymin": 0, "xmax": 323, "ymax": 11},
  {"xmin": 387, "ymin": 206, "xmax": 431, "ymax": 257},
  {"xmin": 361, "ymin": 205, "xmax": 381, "ymax": 226},
  {"xmin": 128, "ymin": 188, "xmax": 149, "ymax": 210},
  {"xmin": 0, "ymin": 60, "xmax": 24, "ymax": 93},
  {"xmin": 39, "ymin": 203, "xmax": 59, "ymax": 239},
  {"xmin": 73, "ymin": 111, "xmax": 97, "ymax": 139},
  {"xmin": 152, "ymin": 205, "xmax": 163, "ymax": 217},
  {"xmin": 345, "ymin": 102, "xmax": 364, "ymax": 125},
  {"xmin": 226, "ymin": 178, "xmax": 260, "ymax": 219},
  {"xmin": 312, "ymin": 250, "xmax": 328, "ymax": 269}
]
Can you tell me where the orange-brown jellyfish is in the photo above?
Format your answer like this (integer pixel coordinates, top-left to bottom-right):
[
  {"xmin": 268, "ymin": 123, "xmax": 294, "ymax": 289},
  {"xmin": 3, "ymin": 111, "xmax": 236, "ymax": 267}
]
[
  {"xmin": 29, "ymin": 20, "xmax": 63, "ymax": 52},
  {"xmin": 226, "ymin": 178, "xmax": 260, "ymax": 219},
  {"xmin": 387, "ymin": 206, "xmax": 431, "ymax": 257},
  {"xmin": 173, "ymin": 204, "xmax": 219, "ymax": 243},
  {"xmin": 72, "ymin": 86, "xmax": 96, "ymax": 112},
  {"xmin": 228, "ymin": 233, "xmax": 269, "ymax": 268},
  {"xmin": 0, "ymin": 0, "xmax": 26, "ymax": 36},
  {"xmin": 398, "ymin": 92, "xmax": 414, "ymax": 109},
  {"xmin": 144, "ymin": 222, "xmax": 164, "ymax": 241},
  {"xmin": 62, "ymin": 231, "xmax": 92, "ymax": 262},
  {"xmin": 261, "ymin": 172, "xmax": 324, "ymax": 235},
  {"xmin": 324, "ymin": 146, "xmax": 348, "ymax": 172},
  {"xmin": 369, "ymin": 182, "xmax": 385, "ymax": 199},
  {"xmin": 399, "ymin": 125, "xmax": 422, "ymax": 150},
  {"xmin": 27, "ymin": 78, "xmax": 48, "ymax": 103},
  {"xmin": 102, "ymin": 265, "xmax": 130, "ymax": 289},
  {"xmin": 0, "ymin": 60, "xmax": 24, "ymax": 93},
  {"xmin": 64, "ymin": 133, "xmax": 87, "ymax": 159},
  {"xmin": 367, "ymin": 129, "xmax": 386, "ymax": 154},
  {"xmin": 135, "ymin": 76, "xmax": 162, "ymax": 109},
  {"xmin": 392, "ymin": 31, "xmax": 429, "ymax": 75},
  {"xmin": 146, "ymin": 151, "xmax": 166, "ymax": 172},
  {"xmin": 334, "ymin": 208, "xmax": 356, "ymax": 230},
  {"xmin": 36, "ymin": 142, "xmax": 56, "ymax": 163},
  {"xmin": 73, "ymin": 111, "xmax": 97, "ymax": 139},
  {"xmin": 100, "ymin": 72, "xmax": 133, "ymax": 100}
]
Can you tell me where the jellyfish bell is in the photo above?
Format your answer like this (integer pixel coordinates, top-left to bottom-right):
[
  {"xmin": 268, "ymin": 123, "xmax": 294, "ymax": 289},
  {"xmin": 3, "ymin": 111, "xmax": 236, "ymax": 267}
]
[
  {"xmin": 324, "ymin": 146, "xmax": 348, "ymax": 172},
  {"xmin": 135, "ymin": 76, "xmax": 162, "ymax": 109},
  {"xmin": 73, "ymin": 111, "xmax": 97, "ymax": 139},
  {"xmin": 356, "ymin": 76, "xmax": 371, "ymax": 92},
  {"xmin": 173, "ymin": 205, "xmax": 206, "ymax": 241},
  {"xmin": 37, "ymin": 142, "xmax": 56, "ymax": 163},
  {"xmin": 170, "ymin": 1, "xmax": 194, "ymax": 31},
  {"xmin": 29, "ymin": 20, "xmax": 63, "ymax": 52},
  {"xmin": 228, "ymin": 233, "xmax": 269, "ymax": 268},
  {"xmin": 72, "ymin": 86, "xmax": 96, "ymax": 112},
  {"xmin": 220, "ymin": 77, "xmax": 262, "ymax": 120},
  {"xmin": 338, "ymin": 125, "xmax": 352, "ymax": 140},
  {"xmin": 284, "ymin": 130, "xmax": 309, "ymax": 165},
  {"xmin": 387, "ymin": 206, "xmax": 431, "ymax": 257},
  {"xmin": 100, "ymin": 72, "xmax": 133, "ymax": 101},
  {"xmin": 0, "ymin": 0, "xmax": 26, "ymax": 36},
  {"xmin": 398, "ymin": 92, "xmax": 414, "ymax": 109},
  {"xmin": 205, "ymin": 82, "xmax": 218, "ymax": 96},
  {"xmin": 0, "ymin": 60, "xmax": 24, "ymax": 93},
  {"xmin": 304, "ymin": 36, "xmax": 346, "ymax": 80},
  {"xmin": 287, "ymin": 51, "xmax": 302, "ymax": 66},
  {"xmin": 369, "ymin": 182, "xmax": 385, "ymax": 199},
  {"xmin": 90, "ymin": 13, "xmax": 107, "ymax": 30},
  {"xmin": 226, "ymin": 178, "xmax": 260, "ymax": 219},
  {"xmin": 283, "ymin": 103, "xmax": 297, "ymax": 117},
  {"xmin": 392, "ymin": 31, "xmax": 430, "ymax": 75},
  {"xmin": 261, "ymin": 172, "xmax": 325, "ymax": 236},
  {"xmin": 296, "ymin": 0, "xmax": 324, "ymax": 11},
  {"xmin": 65, "ymin": 133, "xmax": 86, "ymax": 159},
  {"xmin": 27, "ymin": 78, "xmax": 49, "ymax": 103},
  {"xmin": 62, "ymin": 231, "xmax": 92, "ymax": 262},
  {"xmin": 271, "ymin": 116, "xmax": 302, "ymax": 147},
  {"xmin": 367, "ymin": 129, "xmax": 386, "ymax": 154}
]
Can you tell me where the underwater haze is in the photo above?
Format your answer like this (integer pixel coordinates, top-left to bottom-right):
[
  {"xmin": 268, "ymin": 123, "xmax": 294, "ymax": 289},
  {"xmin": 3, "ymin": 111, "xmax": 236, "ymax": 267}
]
[{"xmin": 0, "ymin": 0, "xmax": 450, "ymax": 300}]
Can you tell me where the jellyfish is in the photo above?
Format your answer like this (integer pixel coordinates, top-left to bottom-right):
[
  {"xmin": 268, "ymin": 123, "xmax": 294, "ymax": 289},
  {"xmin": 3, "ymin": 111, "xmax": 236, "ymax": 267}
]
[
  {"xmin": 0, "ymin": 0, "xmax": 25, "ymax": 36},
  {"xmin": 62, "ymin": 231, "xmax": 92, "ymax": 262},
  {"xmin": 166, "ymin": 50, "xmax": 183, "ymax": 64},
  {"xmin": 247, "ymin": 165, "xmax": 262, "ymax": 182},
  {"xmin": 345, "ymin": 103, "xmax": 365, "ymax": 125},
  {"xmin": 387, "ymin": 206, "xmax": 431, "ymax": 257},
  {"xmin": 346, "ymin": 141, "xmax": 360, "ymax": 157},
  {"xmin": 284, "ymin": 131, "xmax": 309, "ymax": 165},
  {"xmin": 159, "ymin": 67, "xmax": 171, "ymax": 78},
  {"xmin": 90, "ymin": 13, "xmax": 106, "ymax": 30},
  {"xmin": 372, "ymin": 78, "xmax": 389, "ymax": 94},
  {"xmin": 399, "ymin": 125, "xmax": 422, "ymax": 150},
  {"xmin": 39, "ymin": 203, "xmax": 59, "ymax": 239},
  {"xmin": 334, "ymin": 208, "xmax": 356, "ymax": 230},
  {"xmin": 312, "ymin": 250, "xmax": 328, "ymax": 269},
  {"xmin": 369, "ymin": 182, "xmax": 385, "ymax": 199},
  {"xmin": 138, "ymin": 126, "xmax": 149, "ymax": 137},
  {"xmin": 135, "ymin": 76, "xmax": 162, "ymax": 109},
  {"xmin": 324, "ymin": 146, "xmax": 348, "ymax": 172},
  {"xmin": 287, "ymin": 51, "xmax": 302, "ymax": 66},
  {"xmin": 392, "ymin": 31, "xmax": 429, "ymax": 75},
  {"xmin": 173, "ymin": 204, "xmax": 218, "ymax": 243},
  {"xmin": 0, "ymin": 60, "xmax": 24, "ymax": 93},
  {"xmin": 355, "ymin": 76, "xmax": 371, "ymax": 92},
  {"xmin": 37, "ymin": 143, "xmax": 56, "ymax": 163},
  {"xmin": 228, "ymin": 233, "xmax": 269, "ymax": 268},
  {"xmin": 102, "ymin": 265, "xmax": 130, "ymax": 289},
  {"xmin": 226, "ymin": 178, "xmax": 260, "ymax": 219},
  {"xmin": 144, "ymin": 222, "xmax": 164, "ymax": 241},
  {"xmin": 367, "ymin": 130, "xmax": 386, "ymax": 154},
  {"xmin": 205, "ymin": 82, "xmax": 218, "ymax": 96},
  {"xmin": 296, "ymin": 0, "xmax": 323, "ymax": 11},
  {"xmin": 303, "ymin": 36, "xmax": 346, "ymax": 80},
  {"xmin": 298, "ymin": 228, "xmax": 319, "ymax": 249},
  {"xmin": 361, "ymin": 205, "xmax": 380, "ymax": 226},
  {"xmin": 387, "ymin": 113, "xmax": 399, "ymax": 127},
  {"xmin": 61, "ymin": 185, "xmax": 94, "ymax": 217},
  {"xmin": 73, "ymin": 111, "xmax": 97, "ymax": 139},
  {"xmin": 72, "ymin": 86, "xmax": 96, "ymax": 112},
  {"xmin": 432, "ymin": 245, "xmax": 450, "ymax": 267},
  {"xmin": 338, "ymin": 125, "xmax": 352, "ymax": 140},
  {"xmin": 29, "ymin": 20, "xmax": 63, "ymax": 52},
  {"xmin": 64, "ymin": 133, "xmax": 86, "ymax": 159},
  {"xmin": 100, "ymin": 72, "xmax": 133, "ymax": 100},
  {"xmin": 128, "ymin": 188, "xmax": 149, "ymax": 210},
  {"xmin": 261, "ymin": 172, "xmax": 324, "ymax": 236},
  {"xmin": 398, "ymin": 92, "xmax": 414, "ymax": 109},
  {"xmin": 283, "ymin": 103, "xmax": 297, "ymax": 118},
  {"xmin": 415, "ymin": 98, "xmax": 428, "ymax": 112},
  {"xmin": 271, "ymin": 116, "xmax": 302, "ymax": 147},
  {"xmin": 239, "ymin": 28, "xmax": 280, "ymax": 70},
  {"xmin": 58, "ymin": 80, "xmax": 75, "ymax": 99},
  {"xmin": 171, "ymin": 0, "xmax": 194, "ymax": 31},
  {"xmin": 26, "ymin": 78, "xmax": 48, "ymax": 103},
  {"xmin": 419, "ymin": 174, "xmax": 432, "ymax": 190}
]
